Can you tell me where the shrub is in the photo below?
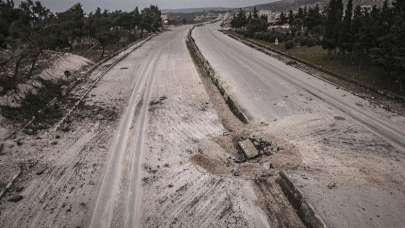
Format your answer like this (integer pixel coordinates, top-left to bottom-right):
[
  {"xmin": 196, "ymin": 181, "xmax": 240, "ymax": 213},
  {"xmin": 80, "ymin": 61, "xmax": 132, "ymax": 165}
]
[{"xmin": 285, "ymin": 40, "xmax": 295, "ymax": 49}]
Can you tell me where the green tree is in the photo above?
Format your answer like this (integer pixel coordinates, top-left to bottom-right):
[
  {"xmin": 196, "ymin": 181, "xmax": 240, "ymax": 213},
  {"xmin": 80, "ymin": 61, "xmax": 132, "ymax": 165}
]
[
  {"xmin": 305, "ymin": 4, "xmax": 323, "ymax": 35},
  {"xmin": 141, "ymin": 5, "xmax": 161, "ymax": 33},
  {"xmin": 246, "ymin": 7, "xmax": 268, "ymax": 35},
  {"xmin": 231, "ymin": 8, "xmax": 247, "ymax": 29},
  {"xmin": 56, "ymin": 3, "xmax": 85, "ymax": 50},
  {"xmin": 278, "ymin": 11, "xmax": 287, "ymax": 25},
  {"xmin": 288, "ymin": 10, "xmax": 294, "ymax": 25},
  {"xmin": 339, "ymin": 0, "xmax": 353, "ymax": 53},
  {"xmin": 322, "ymin": 0, "xmax": 343, "ymax": 54}
]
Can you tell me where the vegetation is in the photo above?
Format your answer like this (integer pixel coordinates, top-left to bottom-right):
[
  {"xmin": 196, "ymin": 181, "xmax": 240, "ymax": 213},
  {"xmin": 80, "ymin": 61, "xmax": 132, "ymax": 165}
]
[
  {"xmin": 0, "ymin": 0, "xmax": 162, "ymax": 94},
  {"xmin": 231, "ymin": 7, "xmax": 268, "ymax": 34},
  {"xmin": 231, "ymin": 0, "xmax": 405, "ymax": 93}
]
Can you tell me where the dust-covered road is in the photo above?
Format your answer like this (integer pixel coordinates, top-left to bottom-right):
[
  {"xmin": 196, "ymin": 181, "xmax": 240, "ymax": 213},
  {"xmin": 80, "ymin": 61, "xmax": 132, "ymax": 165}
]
[
  {"xmin": 193, "ymin": 23, "xmax": 405, "ymax": 228},
  {"xmin": 2, "ymin": 21, "xmax": 405, "ymax": 228},
  {"xmin": 0, "ymin": 26, "xmax": 277, "ymax": 228},
  {"xmin": 89, "ymin": 25, "xmax": 277, "ymax": 228}
]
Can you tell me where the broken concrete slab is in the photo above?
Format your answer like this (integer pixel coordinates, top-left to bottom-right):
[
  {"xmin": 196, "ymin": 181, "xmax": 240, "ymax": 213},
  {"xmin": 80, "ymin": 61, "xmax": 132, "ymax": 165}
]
[{"xmin": 238, "ymin": 139, "xmax": 259, "ymax": 159}]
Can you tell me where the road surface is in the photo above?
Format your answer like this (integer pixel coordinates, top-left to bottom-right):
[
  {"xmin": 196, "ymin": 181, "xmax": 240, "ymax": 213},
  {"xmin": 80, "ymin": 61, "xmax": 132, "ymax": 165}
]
[
  {"xmin": 0, "ymin": 26, "xmax": 275, "ymax": 228},
  {"xmin": 89, "ymin": 25, "xmax": 273, "ymax": 228},
  {"xmin": 193, "ymin": 23, "xmax": 405, "ymax": 228}
]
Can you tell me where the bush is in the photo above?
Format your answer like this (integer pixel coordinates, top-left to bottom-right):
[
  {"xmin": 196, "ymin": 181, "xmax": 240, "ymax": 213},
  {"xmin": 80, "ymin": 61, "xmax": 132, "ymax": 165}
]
[
  {"xmin": 253, "ymin": 31, "xmax": 287, "ymax": 43},
  {"xmin": 293, "ymin": 35, "xmax": 319, "ymax": 47},
  {"xmin": 285, "ymin": 40, "xmax": 295, "ymax": 49},
  {"xmin": 305, "ymin": 37, "xmax": 318, "ymax": 47}
]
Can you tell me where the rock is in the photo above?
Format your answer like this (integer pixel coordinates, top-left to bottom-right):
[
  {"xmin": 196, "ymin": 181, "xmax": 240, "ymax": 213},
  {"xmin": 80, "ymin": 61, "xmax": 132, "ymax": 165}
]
[
  {"xmin": 36, "ymin": 167, "xmax": 47, "ymax": 175},
  {"xmin": 286, "ymin": 60, "xmax": 297, "ymax": 65},
  {"xmin": 327, "ymin": 182, "xmax": 337, "ymax": 189},
  {"xmin": 61, "ymin": 125, "xmax": 71, "ymax": 132},
  {"xmin": 263, "ymin": 162, "xmax": 272, "ymax": 170},
  {"xmin": 16, "ymin": 139, "xmax": 23, "ymax": 146},
  {"xmin": 8, "ymin": 195, "xmax": 23, "ymax": 202},
  {"xmin": 232, "ymin": 167, "xmax": 240, "ymax": 176},
  {"xmin": 158, "ymin": 196, "xmax": 168, "ymax": 204},
  {"xmin": 0, "ymin": 143, "xmax": 4, "ymax": 155},
  {"xmin": 168, "ymin": 184, "xmax": 174, "ymax": 188},
  {"xmin": 23, "ymin": 128, "xmax": 34, "ymax": 135},
  {"xmin": 64, "ymin": 70, "xmax": 71, "ymax": 78},
  {"xmin": 96, "ymin": 114, "xmax": 104, "ymax": 120},
  {"xmin": 334, "ymin": 116, "xmax": 346, "ymax": 121},
  {"xmin": 263, "ymin": 146, "xmax": 273, "ymax": 155},
  {"xmin": 238, "ymin": 140, "xmax": 259, "ymax": 159}
]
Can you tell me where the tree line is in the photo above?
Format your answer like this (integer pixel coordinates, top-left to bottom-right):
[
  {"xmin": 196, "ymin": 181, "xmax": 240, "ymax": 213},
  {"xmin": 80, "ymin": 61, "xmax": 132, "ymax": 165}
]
[
  {"xmin": 0, "ymin": 0, "xmax": 162, "ymax": 92},
  {"xmin": 322, "ymin": 0, "xmax": 405, "ymax": 85},
  {"xmin": 231, "ymin": 0, "xmax": 405, "ymax": 91},
  {"xmin": 231, "ymin": 7, "xmax": 268, "ymax": 35}
]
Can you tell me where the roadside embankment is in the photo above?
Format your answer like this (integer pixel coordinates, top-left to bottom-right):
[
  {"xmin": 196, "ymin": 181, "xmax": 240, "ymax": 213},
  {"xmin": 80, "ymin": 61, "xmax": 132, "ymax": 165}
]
[{"xmin": 0, "ymin": 34, "xmax": 155, "ymax": 142}]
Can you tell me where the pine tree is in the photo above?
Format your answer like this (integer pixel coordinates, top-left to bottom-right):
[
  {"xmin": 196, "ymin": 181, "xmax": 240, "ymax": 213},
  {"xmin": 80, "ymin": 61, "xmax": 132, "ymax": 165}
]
[
  {"xmin": 278, "ymin": 12, "xmax": 287, "ymax": 25},
  {"xmin": 252, "ymin": 7, "xmax": 258, "ymax": 19},
  {"xmin": 339, "ymin": 0, "xmax": 353, "ymax": 53},
  {"xmin": 305, "ymin": 4, "xmax": 323, "ymax": 35},
  {"xmin": 322, "ymin": 0, "xmax": 343, "ymax": 54},
  {"xmin": 288, "ymin": 10, "xmax": 294, "ymax": 25},
  {"xmin": 231, "ymin": 8, "xmax": 247, "ymax": 29},
  {"xmin": 391, "ymin": 0, "xmax": 405, "ymax": 90}
]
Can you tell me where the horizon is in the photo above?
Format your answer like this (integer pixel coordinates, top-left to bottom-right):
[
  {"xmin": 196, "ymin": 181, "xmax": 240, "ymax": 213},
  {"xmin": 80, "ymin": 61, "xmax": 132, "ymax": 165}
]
[{"xmin": 14, "ymin": 0, "xmax": 277, "ymax": 12}]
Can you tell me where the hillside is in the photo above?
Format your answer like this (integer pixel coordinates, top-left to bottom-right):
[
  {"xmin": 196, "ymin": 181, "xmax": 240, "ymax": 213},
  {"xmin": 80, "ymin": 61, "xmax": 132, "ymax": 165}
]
[
  {"xmin": 250, "ymin": 0, "xmax": 386, "ymax": 11},
  {"xmin": 162, "ymin": 7, "xmax": 230, "ymax": 14}
]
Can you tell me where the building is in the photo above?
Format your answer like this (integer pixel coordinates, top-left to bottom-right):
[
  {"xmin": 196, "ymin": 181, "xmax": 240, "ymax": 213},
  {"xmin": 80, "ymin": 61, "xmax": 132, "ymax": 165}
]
[
  {"xmin": 360, "ymin": 5, "xmax": 373, "ymax": 12},
  {"xmin": 161, "ymin": 14, "xmax": 169, "ymax": 25}
]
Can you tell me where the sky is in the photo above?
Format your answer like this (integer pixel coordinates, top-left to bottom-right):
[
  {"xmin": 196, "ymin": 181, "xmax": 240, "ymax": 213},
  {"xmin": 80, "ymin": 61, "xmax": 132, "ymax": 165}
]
[{"xmin": 16, "ymin": 0, "xmax": 275, "ymax": 12}]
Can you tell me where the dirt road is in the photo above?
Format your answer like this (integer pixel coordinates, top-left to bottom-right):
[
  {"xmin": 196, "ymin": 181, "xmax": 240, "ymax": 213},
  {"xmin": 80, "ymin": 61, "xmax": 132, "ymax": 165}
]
[
  {"xmin": 193, "ymin": 23, "xmax": 405, "ymax": 228},
  {"xmin": 1, "ymin": 26, "xmax": 283, "ymax": 228},
  {"xmin": 2, "ymin": 21, "xmax": 404, "ymax": 228}
]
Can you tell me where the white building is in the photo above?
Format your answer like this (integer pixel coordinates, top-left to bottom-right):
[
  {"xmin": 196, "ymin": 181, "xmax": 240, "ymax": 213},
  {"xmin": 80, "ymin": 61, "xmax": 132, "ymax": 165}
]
[{"xmin": 258, "ymin": 10, "xmax": 280, "ymax": 24}]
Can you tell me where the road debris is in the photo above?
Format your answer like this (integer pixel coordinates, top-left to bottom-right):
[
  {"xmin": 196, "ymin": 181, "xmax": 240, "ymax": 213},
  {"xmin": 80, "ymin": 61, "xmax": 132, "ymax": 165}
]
[
  {"xmin": 8, "ymin": 195, "xmax": 23, "ymax": 202},
  {"xmin": 0, "ymin": 143, "xmax": 4, "ymax": 155},
  {"xmin": 327, "ymin": 182, "xmax": 337, "ymax": 189},
  {"xmin": 238, "ymin": 139, "xmax": 259, "ymax": 159}
]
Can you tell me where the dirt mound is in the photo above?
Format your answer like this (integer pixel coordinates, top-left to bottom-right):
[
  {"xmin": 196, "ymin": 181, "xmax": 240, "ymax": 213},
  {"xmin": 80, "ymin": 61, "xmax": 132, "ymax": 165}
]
[{"xmin": 0, "ymin": 52, "xmax": 92, "ymax": 108}]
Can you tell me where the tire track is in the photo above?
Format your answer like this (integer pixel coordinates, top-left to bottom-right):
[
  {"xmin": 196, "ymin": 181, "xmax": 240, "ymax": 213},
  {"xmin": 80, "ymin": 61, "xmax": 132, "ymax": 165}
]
[{"xmin": 88, "ymin": 46, "xmax": 162, "ymax": 228}]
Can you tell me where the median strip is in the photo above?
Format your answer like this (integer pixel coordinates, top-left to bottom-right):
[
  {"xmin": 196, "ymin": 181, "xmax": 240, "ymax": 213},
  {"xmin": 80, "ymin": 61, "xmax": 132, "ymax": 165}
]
[
  {"xmin": 186, "ymin": 25, "xmax": 249, "ymax": 124},
  {"xmin": 188, "ymin": 24, "xmax": 329, "ymax": 228}
]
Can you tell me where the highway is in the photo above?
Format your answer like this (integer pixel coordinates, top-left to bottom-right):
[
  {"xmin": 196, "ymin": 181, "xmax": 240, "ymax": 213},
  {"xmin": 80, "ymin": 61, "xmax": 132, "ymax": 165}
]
[{"xmin": 193, "ymin": 23, "xmax": 405, "ymax": 228}]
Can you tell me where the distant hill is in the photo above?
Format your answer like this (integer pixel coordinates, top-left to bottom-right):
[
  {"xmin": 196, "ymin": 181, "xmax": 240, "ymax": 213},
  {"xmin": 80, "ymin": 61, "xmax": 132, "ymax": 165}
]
[
  {"xmin": 248, "ymin": 0, "xmax": 386, "ymax": 11},
  {"xmin": 162, "ymin": 7, "xmax": 230, "ymax": 14}
]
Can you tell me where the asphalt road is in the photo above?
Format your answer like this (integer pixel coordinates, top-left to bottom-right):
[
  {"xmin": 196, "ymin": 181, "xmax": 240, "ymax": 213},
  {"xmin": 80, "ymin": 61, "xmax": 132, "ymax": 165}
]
[
  {"xmin": 193, "ymin": 23, "xmax": 405, "ymax": 152},
  {"xmin": 193, "ymin": 23, "xmax": 405, "ymax": 228}
]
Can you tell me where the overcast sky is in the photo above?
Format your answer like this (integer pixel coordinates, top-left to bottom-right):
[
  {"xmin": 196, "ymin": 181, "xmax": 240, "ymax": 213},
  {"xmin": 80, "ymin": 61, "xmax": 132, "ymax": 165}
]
[{"xmin": 16, "ymin": 0, "xmax": 275, "ymax": 12}]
